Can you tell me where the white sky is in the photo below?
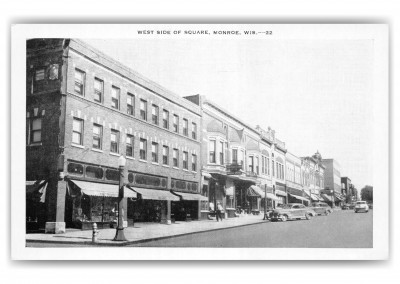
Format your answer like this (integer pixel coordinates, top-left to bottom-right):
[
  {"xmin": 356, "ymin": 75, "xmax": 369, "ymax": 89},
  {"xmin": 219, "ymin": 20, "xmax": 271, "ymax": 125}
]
[{"xmin": 84, "ymin": 38, "xmax": 374, "ymax": 190}]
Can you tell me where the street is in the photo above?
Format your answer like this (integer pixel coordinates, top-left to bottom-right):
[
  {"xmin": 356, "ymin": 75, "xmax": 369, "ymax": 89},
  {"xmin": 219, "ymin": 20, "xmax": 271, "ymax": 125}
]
[{"xmin": 26, "ymin": 210, "xmax": 372, "ymax": 248}]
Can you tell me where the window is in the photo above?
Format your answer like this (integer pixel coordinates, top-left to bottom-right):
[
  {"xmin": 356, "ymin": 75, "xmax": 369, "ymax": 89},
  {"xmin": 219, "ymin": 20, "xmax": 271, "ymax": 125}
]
[
  {"xmin": 74, "ymin": 69, "xmax": 85, "ymax": 96},
  {"xmin": 35, "ymin": 69, "xmax": 45, "ymax": 81},
  {"xmin": 272, "ymin": 160, "xmax": 275, "ymax": 177},
  {"xmin": 209, "ymin": 140, "xmax": 216, "ymax": 163},
  {"xmin": 86, "ymin": 166, "xmax": 103, "ymax": 179},
  {"xmin": 173, "ymin": 114, "xmax": 179, "ymax": 133},
  {"xmin": 192, "ymin": 122, "xmax": 197, "ymax": 139},
  {"xmin": 94, "ymin": 78, "xmax": 103, "ymax": 103},
  {"xmin": 267, "ymin": 157, "xmax": 270, "ymax": 175},
  {"xmin": 29, "ymin": 117, "xmax": 42, "ymax": 144},
  {"xmin": 183, "ymin": 118, "xmax": 188, "ymax": 136},
  {"xmin": 72, "ymin": 118, "xmax": 83, "ymax": 145},
  {"xmin": 140, "ymin": 100, "xmax": 147, "ymax": 120},
  {"xmin": 127, "ymin": 93, "xmax": 135, "ymax": 115},
  {"xmin": 173, "ymin": 149, "xmax": 179, "ymax": 167},
  {"xmin": 110, "ymin": 130, "xmax": 119, "ymax": 153},
  {"xmin": 92, "ymin": 124, "xmax": 102, "ymax": 149},
  {"xmin": 248, "ymin": 156, "xmax": 254, "ymax": 173},
  {"xmin": 162, "ymin": 110, "xmax": 169, "ymax": 129},
  {"xmin": 140, "ymin": 138, "xmax": 147, "ymax": 160},
  {"xmin": 262, "ymin": 157, "xmax": 265, "ymax": 174},
  {"xmin": 152, "ymin": 142, "xmax": 159, "ymax": 163},
  {"xmin": 256, "ymin": 157, "xmax": 259, "ymax": 175},
  {"xmin": 240, "ymin": 150, "xmax": 245, "ymax": 166},
  {"xmin": 126, "ymin": 135, "xmax": 134, "ymax": 157},
  {"xmin": 162, "ymin": 145, "xmax": 169, "ymax": 165},
  {"xmin": 183, "ymin": 151, "xmax": 188, "ymax": 170},
  {"xmin": 232, "ymin": 149, "xmax": 238, "ymax": 164},
  {"xmin": 192, "ymin": 154, "xmax": 197, "ymax": 172},
  {"xmin": 111, "ymin": 86, "xmax": 120, "ymax": 109},
  {"xmin": 219, "ymin": 141, "xmax": 224, "ymax": 165},
  {"xmin": 152, "ymin": 105, "xmax": 159, "ymax": 125}
]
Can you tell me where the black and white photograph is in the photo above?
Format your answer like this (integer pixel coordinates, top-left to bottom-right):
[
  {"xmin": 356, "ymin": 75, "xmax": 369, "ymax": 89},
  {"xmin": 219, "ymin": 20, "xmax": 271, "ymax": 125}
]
[{"xmin": 11, "ymin": 24, "xmax": 388, "ymax": 260}]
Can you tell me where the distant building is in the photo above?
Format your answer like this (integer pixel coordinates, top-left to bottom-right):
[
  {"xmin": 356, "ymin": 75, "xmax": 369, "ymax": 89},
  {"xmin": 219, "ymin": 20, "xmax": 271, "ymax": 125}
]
[
  {"xmin": 321, "ymin": 158, "xmax": 344, "ymax": 206},
  {"xmin": 286, "ymin": 152, "xmax": 308, "ymax": 205},
  {"xmin": 301, "ymin": 151, "xmax": 325, "ymax": 204}
]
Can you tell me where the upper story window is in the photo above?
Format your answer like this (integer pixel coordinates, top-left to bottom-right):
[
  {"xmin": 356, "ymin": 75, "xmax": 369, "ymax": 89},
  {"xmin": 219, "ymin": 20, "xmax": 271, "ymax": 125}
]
[
  {"xmin": 152, "ymin": 142, "xmax": 159, "ymax": 163},
  {"xmin": 261, "ymin": 156, "xmax": 265, "ymax": 174},
  {"xmin": 72, "ymin": 118, "xmax": 84, "ymax": 145},
  {"xmin": 28, "ymin": 117, "xmax": 42, "ymax": 144},
  {"xmin": 183, "ymin": 151, "xmax": 188, "ymax": 170},
  {"xmin": 173, "ymin": 148, "xmax": 179, "ymax": 167},
  {"xmin": 126, "ymin": 135, "xmax": 134, "ymax": 157},
  {"xmin": 248, "ymin": 156, "xmax": 254, "ymax": 173},
  {"xmin": 152, "ymin": 104, "xmax": 159, "ymax": 125},
  {"xmin": 110, "ymin": 129, "xmax": 119, "ymax": 153},
  {"xmin": 173, "ymin": 114, "xmax": 179, "ymax": 133},
  {"xmin": 94, "ymin": 78, "xmax": 103, "ymax": 103},
  {"xmin": 209, "ymin": 140, "xmax": 216, "ymax": 163},
  {"xmin": 111, "ymin": 86, "xmax": 120, "ymax": 110},
  {"xmin": 127, "ymin": 93, "xmax": 135, "ymax": 116},
  {"xmin": 92, "ymin": 124, "xmax": 102, "ymax": 150},
  {"xmin": 162, "ymin": 145, "xmax": 169, "ymax": 165},
  {"xmin": 191, "ymin": 122, "xmax": 197, "ymax": 140},
  {"xmin": 219, "ymin": 141, "xmax": 224, "ymax": 165},
  {"xmin": 192, "ymin": 154, "xmax": 197, "ymax": 172},
  {"xmin": 140, "ymin": 138, "xmax": 147, "ymax": 160},
  {"xmin": 183, "ymin": 118, "xmax": 189, "ymax": 136},
  {"xmin": 163, "ymin": 110, "xmax": 169, "ymax": 129},
  {"xmin": 74, "ymin": 69, "xmax": 85, "ymax": 96},
  {"xmin": 140, "ymin": 100, "xmax": 147, "ymax": 120},
  {"xmin": 256, "ymin": 156, "xmax": 259, "ymax": 175},
  {"xmin": 267, "ymin": 157, "xmax": 270, "ymax": 175},
  {"xmin": 232, "ymin": 149, "xmax": 238, "ymax": 164}
]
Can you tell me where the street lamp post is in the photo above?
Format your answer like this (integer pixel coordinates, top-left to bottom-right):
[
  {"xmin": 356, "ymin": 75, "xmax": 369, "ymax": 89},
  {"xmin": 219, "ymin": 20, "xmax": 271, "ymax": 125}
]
[{"xmin": 113, "ymin": 155, "xmax": 127, "ymax": 241}]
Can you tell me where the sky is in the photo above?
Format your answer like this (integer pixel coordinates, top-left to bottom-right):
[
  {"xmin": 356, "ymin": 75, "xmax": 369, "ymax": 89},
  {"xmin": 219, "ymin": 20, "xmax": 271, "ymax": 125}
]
[{"xmin": 84, "ymin": 38, "xmax": 374, "ymax": 190}]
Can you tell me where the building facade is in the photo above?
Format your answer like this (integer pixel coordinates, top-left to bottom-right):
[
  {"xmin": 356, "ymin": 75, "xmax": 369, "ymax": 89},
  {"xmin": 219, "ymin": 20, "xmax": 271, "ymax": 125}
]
[
  {"xmin": 321, "ymin": 158, "xmax": 343, "ymax": 206},
  {"xmin": 26, "ymin": 39, "xmax": 204, "ymax": 233},
  {"xmin": 300, "ymin": 151, "xmax": 326, "ymax": 204}
]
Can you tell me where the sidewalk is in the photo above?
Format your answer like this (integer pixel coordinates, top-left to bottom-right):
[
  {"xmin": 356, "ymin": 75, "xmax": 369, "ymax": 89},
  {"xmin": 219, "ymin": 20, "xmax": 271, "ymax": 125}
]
[{"xmin": 26, "ymin": 214, "xmax": 268, "ymax": 246}]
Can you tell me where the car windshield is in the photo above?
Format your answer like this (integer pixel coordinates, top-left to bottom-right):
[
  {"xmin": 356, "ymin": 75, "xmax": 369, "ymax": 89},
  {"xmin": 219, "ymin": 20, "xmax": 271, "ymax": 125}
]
[
  {"xmin": 279, "ymin": 204, "xmax": 293, "ymax": 209},
  {"xmin": 356, "ymin": 201, "xmax": 366, "ymax": 204}
]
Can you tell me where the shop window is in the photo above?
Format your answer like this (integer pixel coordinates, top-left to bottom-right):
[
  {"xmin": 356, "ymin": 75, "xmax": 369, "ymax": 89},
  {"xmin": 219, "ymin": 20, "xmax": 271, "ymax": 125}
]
[
  {"xmin": 29, "ymin": 117, "xmax": 42, "ymax": 144},
  {"xmin": 67, "ymin": 163, "xmax": 83, "ymax": 175},
  {"xmin": 152, "ymin": 142, "xmax": 159, "ymax": 163},
  {"xmin": 163, "ymin": 109, "xmax": 169, "ymax": 129},
  {"xmin": 111, "ymin": 86, "xmax": 120, "ymax": 110},
  {"xmin": 127, "ymin": 93, "xmax": 135, "ymax": 116},
  {"xmin": 72, "ymin": 118, "xmax": 84, "ymax": 145},
  {"xmin": 162, "ymin": 145, "xmax": 169, "ymax": 165},
  {"xmin": 152, "ymin": 104, "xmax": 159, "ymax": 125},
  {"xmin": 183, "ymin": 151, "xmax": 188, "ymax": 170},
  {"xmin": 86, "ymin": 166, "xmax": 103, "ymax": 179},
  {"xmin": 140, "ymin": 138, "xmax": 147, "ymax": 160},
  {"xmin": 183, "ymin": 118, "xmax": 188, "ymax": 136},
  {"xmin": 173, "ymin": 114, "xmax": 179, "ymax": 133},
  {"xmin": 105, "ymin": 169, "xmax": 119, "ymax": 181},
  {"xmin": 126, "ymin": 135, "xmax": 134, "ymax": 157},
  {"xmin": 74, "ymin": 69, "xmax": 85, "ymax": 96},
  {"xmin": 110, "ymin": 129, "xmax": 119, "ymax": 153},
  {"xmin": 92, "ymin": 124, "xmax": 102, "ymax": 150},
  {"xmin": 94, "ymin": 78, "xmax": 103, "ymax": 103},
  {"xmin": 140, "ymin": 99, "xmax": 147, "ymax": 120},
  {"xmin": 173, "ymin": 148, "xmax": 179, "ymax": 167}
]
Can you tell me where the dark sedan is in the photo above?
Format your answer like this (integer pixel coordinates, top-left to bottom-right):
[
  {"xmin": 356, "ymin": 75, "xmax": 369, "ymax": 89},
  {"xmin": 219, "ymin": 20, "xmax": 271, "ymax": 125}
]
[
  {"xmin": 310, "ymin": 202, "xmax": 333, "ymax": 215},
  {"xmin": 270, "ymin": 203, "xmax": 316, "ymax": 222}
]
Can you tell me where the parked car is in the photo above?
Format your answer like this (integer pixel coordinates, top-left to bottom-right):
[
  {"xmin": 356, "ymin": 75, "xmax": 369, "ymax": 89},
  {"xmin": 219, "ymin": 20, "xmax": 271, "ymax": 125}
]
[
  {"xmin": 349, "ymin": 202, "xmax": 356, "ymax": 210},
  {"xmin": 354, "ymin": 201, "xmax": 369, "ymax": 213},
  {"xmin": 270, "ymin": 203, "xmax": 316, "ymax": 222},
  {"xmin": 368, "ymin": 203, "xmax": 373, "ymax": 209},
  {"xmin": 341, "ymin": 203, "xmax": 350, "ymax": 210},
  {"xmin": 310, "ymin": 202, "xmax": 333, "ymax": 215}
]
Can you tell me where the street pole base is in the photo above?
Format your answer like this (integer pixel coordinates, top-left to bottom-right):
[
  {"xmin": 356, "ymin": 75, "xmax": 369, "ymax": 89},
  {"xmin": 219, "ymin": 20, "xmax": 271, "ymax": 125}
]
[{"xmin": 113, "ymin": 228, "xmax": 128, "ymax": 242}]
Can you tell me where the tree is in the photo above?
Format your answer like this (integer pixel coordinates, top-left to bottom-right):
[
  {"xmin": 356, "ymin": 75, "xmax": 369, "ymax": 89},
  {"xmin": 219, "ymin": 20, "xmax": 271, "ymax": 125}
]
[{"xmin": 360, "ymin": 185, "xmax": 373, "ymax": 202}]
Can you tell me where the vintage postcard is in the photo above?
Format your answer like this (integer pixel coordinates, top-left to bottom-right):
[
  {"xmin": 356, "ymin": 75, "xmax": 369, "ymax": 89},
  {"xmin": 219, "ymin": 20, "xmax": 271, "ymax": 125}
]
[{"xmin": 11, "ymin": 24, "xmax": 389, "ymax": 260}]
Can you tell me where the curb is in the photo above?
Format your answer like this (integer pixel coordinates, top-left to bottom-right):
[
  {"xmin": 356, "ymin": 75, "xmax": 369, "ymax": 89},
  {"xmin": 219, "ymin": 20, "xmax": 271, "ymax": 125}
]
[{"xmin": 26, "ymin": 219, "xmax": 269, "ymax": 247}]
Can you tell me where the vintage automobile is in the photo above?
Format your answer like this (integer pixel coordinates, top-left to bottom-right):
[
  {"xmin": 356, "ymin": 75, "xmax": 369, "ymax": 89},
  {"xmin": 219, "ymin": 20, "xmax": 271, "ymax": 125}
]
[
  {"xmin": 354, "ymin": 201, "xmax": 369, "ymax": 213},
  {"xmin": 341, "ymin": 203, "xmax": 351, "ymax": 210},
  {"xmin": 270, "ymin": 203, "xmax": 316, "ymax": 222},
  {"xmin": 310, "ymin": 202, "xmax": 333, "ymax": 215}
]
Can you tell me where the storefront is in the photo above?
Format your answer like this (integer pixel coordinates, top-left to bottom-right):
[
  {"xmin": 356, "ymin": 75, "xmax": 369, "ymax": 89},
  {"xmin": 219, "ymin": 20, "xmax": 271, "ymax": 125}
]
[
  {"xmin": 26, "ymin": 180, "xmax": 48, "ymax": 232},
  {"xmin": 246, "ymin": 185, "xmax": 279, "ymax": 213}
]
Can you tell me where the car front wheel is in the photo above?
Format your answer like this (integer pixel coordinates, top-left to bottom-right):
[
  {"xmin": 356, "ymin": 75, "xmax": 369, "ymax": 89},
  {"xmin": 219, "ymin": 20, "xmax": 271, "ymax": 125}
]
[
  {"xmin": 281, "ymin": 215, "xmax": 287, "ymax": 222},
  {"xmin": 305, "ymin": 213, "xmax": 313, "ymax": 220}
]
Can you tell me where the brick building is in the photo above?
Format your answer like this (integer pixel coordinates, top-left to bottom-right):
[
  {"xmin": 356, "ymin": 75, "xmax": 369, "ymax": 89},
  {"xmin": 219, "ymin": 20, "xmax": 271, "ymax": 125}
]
[
  {"xmin": 26, "ymin": 39, "xmax": 204, "ymax": 233},
  {"xmin": 300, "ymin": 151, "xmax": 326, "ymax": 204},
  {"xmin": 321, "ymin": 158, "xmax": 344, "ymax": 207}
]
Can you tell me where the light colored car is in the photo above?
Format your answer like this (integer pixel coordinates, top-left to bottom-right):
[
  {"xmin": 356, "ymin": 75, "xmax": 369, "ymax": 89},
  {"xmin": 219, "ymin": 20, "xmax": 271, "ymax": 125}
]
[
  {"xmin": 354, "ymin": 201, "xmax": 369, "ymax": 213},
  {"xmin": 270, "ymin": 203, "xmax": 316, "ymax": 222},
  {"xmin": 310, "ymin": 202, "xmax": 333, "ymax": 215}
]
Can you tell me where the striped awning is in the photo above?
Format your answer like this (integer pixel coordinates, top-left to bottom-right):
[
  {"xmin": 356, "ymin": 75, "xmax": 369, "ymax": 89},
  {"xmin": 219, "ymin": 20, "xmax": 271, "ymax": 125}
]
[
  {"xmin": 247, "ymin": 185, "xmax": 279, "ymax": 200},
  {"xmin": 275, "ymin": 189, "xmax": 287, "ymax": 197},
  {"xmin": 171, "ymin": 191, "xmax": 208, "ymax": 201},
  {"xmin": 70, "ymin": 180, "xmax": 137, "ymax": 198},
  {"xmin": 321, "ymin": 194, "xmax": 332, "ymax": 202},
  {"xmin": 288, "ymin": 193, "xmax": 309, "ymax": 202},
  {"xmin": 26, "ymin": 180, "xmax": 48, "ymax": 203},
  {"xmin": 131, "ymin": 187, "xmax": 179, "ymax": 201}
]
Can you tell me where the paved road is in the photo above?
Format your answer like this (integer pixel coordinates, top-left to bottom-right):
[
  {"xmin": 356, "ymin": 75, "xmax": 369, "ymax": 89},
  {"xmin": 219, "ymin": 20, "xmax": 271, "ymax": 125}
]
[
  {"xmin": 26, "ymin": 210, "xmax": 372, "ymax": 248},
  {"xmin": 130, "ymin": 210, "xmax": 373, "ymax": 248}
]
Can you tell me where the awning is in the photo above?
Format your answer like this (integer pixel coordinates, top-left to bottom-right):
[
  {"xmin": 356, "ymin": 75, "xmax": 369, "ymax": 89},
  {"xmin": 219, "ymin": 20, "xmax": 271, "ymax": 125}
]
[
  {"xmin": 70, "ymin": 180, "xmax": 137, "ymax": 198},
  {"xmin": 321, "ymin": 194, "xmax": 332, "ymax": 202},
  {"xmin": 225, "ymin": 186, "xmax": 234, "ymax": 196},
  {"xmin": 171, "ymin": 191, "xmax": 208, "ymax": 201},
  {"xmin": 26, "ymin": 180, "xmax": 48, "ymax": 203},
  {"xmin": 288, "ymin": 193, "xmax": 309, "ymax": 202},
  {"xmin": 131, "ymin": 187, "xmax": 179, "ymax": 201},
  {"xmin": 247, "ymin": 185, "xmax": 279, "ymax": 200},
  {"xmin": 334, "ymin": 192, "xmax": 345, "ymax": 201},
  {"xmin": 275, "ymin": 189, "xmax": 287, "ymax": 197},
  {"xmin": 310, "ymin": 194, "xmax": 320, "ymax": 201},
  {"xmin": 315, "ymin": 194, "xmax": 325, "ymax": 201},
  {"xmin": 201, "ymin": 172, "xmax": 213, "ymax": 179}
]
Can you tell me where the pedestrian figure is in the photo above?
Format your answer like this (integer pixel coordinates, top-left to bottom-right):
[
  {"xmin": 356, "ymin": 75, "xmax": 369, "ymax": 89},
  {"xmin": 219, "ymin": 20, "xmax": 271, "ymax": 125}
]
[{"xmin": 216, "ymin": 202, "xmax": 223, "ymax": 222}]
